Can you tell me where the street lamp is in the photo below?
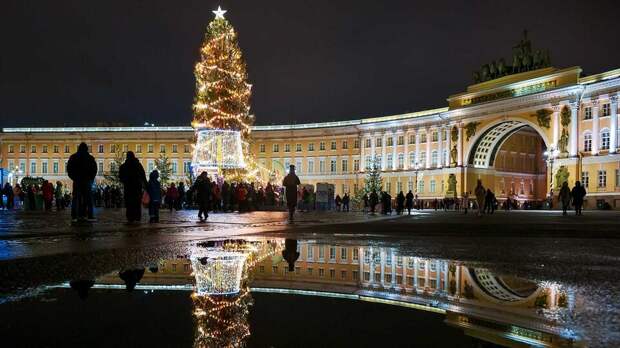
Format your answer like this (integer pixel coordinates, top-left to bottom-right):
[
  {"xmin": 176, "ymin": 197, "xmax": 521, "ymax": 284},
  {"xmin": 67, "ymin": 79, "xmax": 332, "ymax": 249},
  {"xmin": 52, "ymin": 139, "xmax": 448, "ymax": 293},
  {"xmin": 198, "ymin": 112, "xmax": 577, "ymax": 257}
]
[
  {"xmin": 413, "ymin": 160, "xmax": 420, "ymax": 208},
  {"xmin": 543, "ymin": 146, "xmax": 560, "ymax": 198}
]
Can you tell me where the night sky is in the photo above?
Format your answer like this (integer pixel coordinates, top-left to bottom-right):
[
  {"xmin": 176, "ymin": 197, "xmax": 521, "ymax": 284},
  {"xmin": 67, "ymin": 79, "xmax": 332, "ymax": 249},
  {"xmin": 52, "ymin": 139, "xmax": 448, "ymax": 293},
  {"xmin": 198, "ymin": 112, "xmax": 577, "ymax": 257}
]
[{"xmin": 1, "ymin": 0, "xmax": 618, "ymax": 128}]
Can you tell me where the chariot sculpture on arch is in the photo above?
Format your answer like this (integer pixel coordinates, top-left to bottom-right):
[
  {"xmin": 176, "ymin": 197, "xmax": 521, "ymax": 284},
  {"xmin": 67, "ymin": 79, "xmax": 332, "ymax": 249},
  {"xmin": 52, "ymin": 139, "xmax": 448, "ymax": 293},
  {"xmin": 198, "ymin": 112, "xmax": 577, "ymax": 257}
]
[{"xmin": 191, "ymin": 6, "xmax": 253, "ymax": 178}]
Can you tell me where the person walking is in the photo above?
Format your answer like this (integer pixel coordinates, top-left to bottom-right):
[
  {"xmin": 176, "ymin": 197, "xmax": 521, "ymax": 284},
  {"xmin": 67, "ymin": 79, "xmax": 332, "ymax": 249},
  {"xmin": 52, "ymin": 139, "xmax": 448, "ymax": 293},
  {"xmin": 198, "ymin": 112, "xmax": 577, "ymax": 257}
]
[
  {"xmin": 559, "ymin": 181, "xmax": 571, "ymax": 216},
  {"xmin": 484, "ymin": 189, "xmax": 495, "ymax": 214},
  {"xmin": 362, "ymin": 193, "xmax": 369, "ymax": 214},
  {"xmin": 405, "ymin": 190, "xmax": 413, "ymax": 215},
  {"xmin": 282, "ymin": 165, "xmax": 301, "ymax": 222},
  {"xmin": 165, "ymin": 183, "xmax": 179, "ymax": 212},
  {"xmin": 342, "ymin": 193, "xmax": 350, "ymax": 212},
  {"xmin": 369, "ymin": 190, "xmax": 379, "ymax": 214},
  {"xmin": 119, "ymin": 151, "xmax": 147, "ymax": 223},
  {"xmin": 177, "ymin": 182, "xmax": 186, "ymax": 210},
  {"xmin": 462, "ymin": 191, "xmax": 470, "ymax": 214},
  {"xmin": 147, "ymin": 170, "xmax": 161, "ymax": 223},
  {"xmin": 474, "ymin": 180, "xmax": 486, "ymax": 217},
  {"xmin": 193, "ymin": 172, "xmax": 212, "ymax": 222},
  {"xmin": 67, "ymin": 142, "xmax": 97, "ymax": 222},
  {"xmin": 571, "ymin": 181, "xmax": 586, "ymax": 216},
  {"xmin": 42, "ymin": 180, "xmax": 54, "ymax": 211},
  {"xmin": 3, "ymin": 183, "xmax": 14, "ymax": 210},
  {"xmin": 55, "ymin": 181, "xmax": 64, "ymax": 210},
  {"xmin": 396, "ymin": 191, "xmax": 405, "ymax": 215}
]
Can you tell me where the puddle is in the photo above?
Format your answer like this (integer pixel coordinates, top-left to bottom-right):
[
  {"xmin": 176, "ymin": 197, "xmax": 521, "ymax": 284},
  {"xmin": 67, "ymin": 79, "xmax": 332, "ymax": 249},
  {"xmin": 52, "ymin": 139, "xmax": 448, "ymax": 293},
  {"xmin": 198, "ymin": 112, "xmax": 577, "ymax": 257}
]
[{"xmin": 0, "ymin": 237, "xmax": 611, "ymax": 347}]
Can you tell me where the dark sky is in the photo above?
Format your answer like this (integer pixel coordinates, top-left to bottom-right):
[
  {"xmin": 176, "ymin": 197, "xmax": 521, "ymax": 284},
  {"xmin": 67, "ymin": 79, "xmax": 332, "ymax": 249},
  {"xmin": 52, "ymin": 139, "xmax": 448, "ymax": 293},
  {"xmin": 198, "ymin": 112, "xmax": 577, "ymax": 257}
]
[{"xmin": 1, "ymin": 0, "xmax": 618, "ymax": 127}]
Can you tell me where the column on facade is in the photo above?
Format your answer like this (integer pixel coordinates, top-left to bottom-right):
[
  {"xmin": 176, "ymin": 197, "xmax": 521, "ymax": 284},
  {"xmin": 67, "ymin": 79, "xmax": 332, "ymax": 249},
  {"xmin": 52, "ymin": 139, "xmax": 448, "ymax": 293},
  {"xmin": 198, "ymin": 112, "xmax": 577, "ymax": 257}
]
[
  {"xmin": 392, "ymin": 132, "xmax": 398, "ymax": 170},
  {"xmin": 402, "ymin": 257, "xmax": 408, "ymax": 288},
  {"xmin": 611, "ymin": 95, "xmax": 618, "ymax": 153},
  {"xmin": 424, "ymin": 259, "xmax": 430, "ymax": 288},
  {"xmin": 455, "ymin": 264, "xmax": 461, "ymax": 297},
  {"xmin": 369, "ymin": 247, "xmax": 375, "ymax": 283},
  {"xmin": 381, "ymin": 133, "xmax": 387, "ymax": 170},
  {"xmin": 380, "ymin": 248, "xmax": 386, "ymax": 286},
  {"xmin": 391, "ymin": 249, "xmax": 396, "ymax": 287},
  {"xmin": 359, "ymin": 247, "xmax": 364, "ymax": 284},
  {"xmin": 360, "ymin": 135, "xmax": 366, "ymax": 171},
  {"xmin": 443, "ymin": 262, "xmax": 449, "ymax": 292},
  {"xmin": 570, "ymin": 101, "xmax": 579, "ymax": 157},
  {"xmin": 437, "ymin": 127, "xmax": 443, "ymax": 168},
  {"xmin": 415, "ymin": 130, "xmax": 421, "ymax": 169},
  {"xmin": 445, "ymin": 125, "xmax": 452, "ymax": 167},
  {"xmin": 457, "ymin": 124, "xmax": 463, "ymax": 166},
  {"xmin": 592, "ymin": 98, "xmax": 600, "ymax": 155},
  {"xmin": 552, "ymin": 104, "xmax": 561, "ymax": 149},
  {"xmin": 435, "ymin": 260, "xmax": 441, "ymax": 289},
  {"xmin": 403, "ymin": 129, "xmax": 409, "ymax": 170},
  {"xmin": 425, "ymin": 128, "xmax": 431, "ymax": 169},
  {"xmin": 370, "ymin": 133, "xmax": 376, "ymax": 167}
]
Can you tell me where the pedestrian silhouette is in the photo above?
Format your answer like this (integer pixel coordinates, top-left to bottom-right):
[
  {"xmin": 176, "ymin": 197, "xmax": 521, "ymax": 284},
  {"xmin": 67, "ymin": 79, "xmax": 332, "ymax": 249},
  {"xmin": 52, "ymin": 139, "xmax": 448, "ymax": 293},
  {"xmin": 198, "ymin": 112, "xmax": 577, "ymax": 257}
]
[
  {"xmin": 67, "ymin": 142, "xmax": 97, "ymax": 222},
  {"xmin": 119, "ymin": 151, "xmax": 147, "ymax": 223},
  {"xmin": 282, "ymin": 239, "xmax": 300, "ymax": 272}
]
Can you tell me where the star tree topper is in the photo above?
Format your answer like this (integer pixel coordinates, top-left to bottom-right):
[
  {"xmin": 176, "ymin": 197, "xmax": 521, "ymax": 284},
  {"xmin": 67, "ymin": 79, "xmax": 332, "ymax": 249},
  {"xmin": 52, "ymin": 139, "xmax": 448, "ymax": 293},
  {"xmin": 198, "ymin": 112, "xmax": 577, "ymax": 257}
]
[{"xmin": 213, "ymin": 6, "xmax": 227, "ymax": 19}]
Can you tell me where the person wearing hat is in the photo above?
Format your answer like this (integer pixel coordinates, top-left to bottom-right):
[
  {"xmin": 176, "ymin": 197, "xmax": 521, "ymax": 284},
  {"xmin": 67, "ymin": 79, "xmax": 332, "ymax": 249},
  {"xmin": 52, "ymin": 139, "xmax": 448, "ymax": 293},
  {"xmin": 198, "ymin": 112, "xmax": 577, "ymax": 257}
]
[{"xmin": 282, "ymin": 165, "xmax": 301, "ymax": 222}]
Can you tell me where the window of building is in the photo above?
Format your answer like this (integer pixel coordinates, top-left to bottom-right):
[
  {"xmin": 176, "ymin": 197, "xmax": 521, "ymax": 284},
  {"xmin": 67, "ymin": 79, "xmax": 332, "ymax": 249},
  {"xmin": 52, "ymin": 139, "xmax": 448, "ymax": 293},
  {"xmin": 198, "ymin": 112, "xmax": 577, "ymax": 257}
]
[
  {"xmin": 31, "ymin": 145, "xmax": 36, "ymax": 153},
  {"xmin": 20, "ymin": 145, "xmax": 26, "ymax": 153},
  {"xmin": 342, "ymin": 140, "xmax": 348, "ymax": 150},
  {"xmin": 409, "ymin": 152, "xmax": 416, "ymax": 167},
  {"xmin": 431, "ymin": 151, "xmax": 438, "ymax": 167},
  {"xmin": 584, "ymin": 133, "xmax": 592, "ymax": 152},
  {"xmin": 330, "ymin": 159, "xmax": 337, "ymax": 173},
  {"xmin": 432, "ymin": 131, "xmax": 438, "ymax": 142},
  {"xmin": 53, "ymin": 162, "xmax": 59, "ymax": 174},
  {"xmin": 307, "ymin": 245, "xmax": 314, "ymax": 259},
  {"xmin": 409, "ymin": 134, "xmax": 415, "ymax": 144},
  {"xmin": 296, "ymin": 143, "xmax": 302, "ymax": 152},
  {"xmin": 598, "ymin": 170, "xmax": 607, "ymax": 188},
  {"xmin": 397, "ymin": 135, "xmax": 404, "ymax": 145},
  {"xmin": 122, "ymin": 144, "xmax": 128, "ymax": 153},
  {"xmin": 284, "ymin": 144, "xmax": 291, "ymax": 152},
  {"xmin": 319, "ymin": 246, "xmax": 325, "ymax": 260},
  {"xmin": 341, "ymin": 270, "xmax": 347, "ymax": 280},
  {"xmin": 353, "ymin": 159, "xmax": 360, "ymax": 171},
  {"xmin": 172, "ymin": 144, "xmax": 178, "ymax": 153},
  {"xmin": 308, "ymin": 160, "xmax": 314, "ymax": 173},
  {"xmin": 184, "ymin": 161, "xmax": 191, "ymax": 174},
  {"xmin": 272, "ymin": 266, "xmax": 278, "ymax": 273},
  {"xmin": 8, "ymin": 145, "xmax": 14, "ymax": 153},
  {"xmin": 136, "ymin": 144, "xmax": 142, "ymax": 153},
  {"xmin": 375, "ymin": 138, "xmax": 382, "ymax": 147},
  {"xmin": 184, "ymin": 144, "xmax": 190, "ymax": 153},
  {"xmin": 319, "ymin": 160, "xmax": 325, "ymax": 173},
  {"xmin": 341, "ymin": 159, "xmax": 348, "ymax": 172},
  {"xmin": 364, "ymin": 249, "xmax": 370, "ymax": 264},
  {"xmin": 319, "ymin": 142, "xmax": 326, "ymax": 151},
  {"xmin": 386, "ymin": 182, "xmax": 391, "ymax": 194},
  {"xmin": 602, "ymin": 103, "xmax": 611, "ymax": 117},
  {"xmin": 308, "ymin": 143, "xmax": 315, "ymax": 151},
  {"xmin": 365, "ymin": 156, "xmax": 372, "ymax": 169},
  {"xmin": 616, "ymin": 169, "xmax": 620, "ymax": 188},
  {"xmin": 259, "ymin": 144, "xmax": 265, "ymax": 153},
  {"xmin": 97, "ymin": 161, "xmax": 103, "ymax": 174},
  {"xmin": 147, "ymin": 160, "xmax": 154, "ymax": 173},
  {"xmin": 340, "ymin": 247, "xmax": 347, "ymax": 260},
  {"xmin": 330, "ymin": 141, "xmax": 337, "ymax": 150},
  {"xmin": 418, "ymin": 261, "xmax": 426, "ymax": 270},
  {"xmin": 147, "ymin": 144, "xmax": 154, "ymax": 153},
  {"xmin": 397, "ymin": 181, "xmax": 402, "ymax": 193},
  {"xmin": 41, "ymin": 161, "xmax": 48, "ymax": 174},
  {"xmin": 419, "ymin": 151, "xmax": 426, "ymax": 165},
  {"xmin": 30, "ymin": 161, "xmax": 36, "ymax": 174},
  {"xmin": 418, "ymin": 180, "xmax": 425, "ymax": 193},
  {"xmin": 319, "ymin": 268, "xmax": 325, "ymax": 277},
  {"xmin": 354, "ymin": 139, "xmax": 360, "ymax": 149},
  {"xmin": 364, "ymin": 138, "xmax": 371, "ymax": 148},
  {"xmin": 329, "ymin": 246, "xmax": 336, "ymax": 260},
  {"xmin": 420, "ymin": 133, "xmax": 427, "ymax": 143},
  {"xmin": 582, "ymin": 171, "xmax": 589, "ymax": 188},
  {"xmin": 584, "ymin": 106, "xmax": 592, "ymax": 120},
  {"xmin": 273, "ymin": 144, "xmax": 279, "ymax": 152},
  {"xmin": 363, "ymin": 272, "xmax": 370, "ymax": 281},
  {"xmin": 386, "ymin": 137, "xmax": 393, "ymax": 146},
  {"xmin": 352, "ymin": 248, "xmax": 359, "ymax": 261},
  {"xmin": 430, "ymin": 180, "xmax": 436, "ymax": 193},
  {"xmin": 601, "ymin": 129, "xmax": 610, "ymax": 150},
  {"xmin": 307, "ymin": 268, "xmax": 313, "ymax": 275},
  {"xmin": 387, "ymin": 154, "xmax": 393, "ymax": 169},
  {"xmin": 64, "ymin": 145, "xmax": 70, "ymax": 153},
  {"xmin": 42, "ymin": 145, "xmax": 48, "ymax": 153},
  {"xmin": 159, "ymin": 144, "xmax": 166, "ymax": 153},
  {"xmin": 96, "ymin": 144, "xmax": 103, "ymax": 153},
  {"xmin": 296, "ymin": 159, "xmax": 302, "ymax": 174},
  {"xmin": 171, "ymin": 162, "xmax": 178, "ymax": 174}
]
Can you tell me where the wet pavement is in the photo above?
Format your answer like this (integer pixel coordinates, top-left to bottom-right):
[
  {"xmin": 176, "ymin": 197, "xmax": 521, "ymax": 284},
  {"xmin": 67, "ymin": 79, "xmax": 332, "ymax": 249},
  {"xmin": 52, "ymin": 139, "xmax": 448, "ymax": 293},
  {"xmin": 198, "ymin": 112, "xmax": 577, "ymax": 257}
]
[{"xmin": 1, "ymin": 209, "xmax": 620, "ymax": 347}]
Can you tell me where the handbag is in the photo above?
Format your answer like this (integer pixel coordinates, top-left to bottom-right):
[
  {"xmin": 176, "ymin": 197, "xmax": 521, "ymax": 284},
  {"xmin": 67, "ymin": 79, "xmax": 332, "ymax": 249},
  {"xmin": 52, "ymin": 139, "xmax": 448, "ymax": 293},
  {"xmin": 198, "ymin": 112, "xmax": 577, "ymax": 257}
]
[{"xmin": 142, "ymin": 191, "xmax": 150, "ymax": 206}]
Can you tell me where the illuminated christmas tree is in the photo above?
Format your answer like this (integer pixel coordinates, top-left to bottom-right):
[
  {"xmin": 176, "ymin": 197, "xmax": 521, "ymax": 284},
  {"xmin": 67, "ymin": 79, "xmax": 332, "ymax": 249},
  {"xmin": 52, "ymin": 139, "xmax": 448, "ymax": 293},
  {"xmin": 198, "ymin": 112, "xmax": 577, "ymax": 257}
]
[
  {"xmin": 191, "ymin": 7, "xmax": 253, "ymax": 176},
  {"xmin": 192, "ymin": 6, "xmax": 253, "ymax": 136}
]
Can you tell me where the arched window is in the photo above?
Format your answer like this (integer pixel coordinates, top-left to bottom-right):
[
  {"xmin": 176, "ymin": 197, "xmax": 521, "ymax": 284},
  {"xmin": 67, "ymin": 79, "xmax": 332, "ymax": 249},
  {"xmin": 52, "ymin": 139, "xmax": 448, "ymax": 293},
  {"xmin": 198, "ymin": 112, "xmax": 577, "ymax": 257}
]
[
  {"xmin": 584, "ymin": 132, "xmax": 592, "ymax": 152},
  {"xmin": 600, "ymin": 129, "xmax": 610, "ymax": 150}
]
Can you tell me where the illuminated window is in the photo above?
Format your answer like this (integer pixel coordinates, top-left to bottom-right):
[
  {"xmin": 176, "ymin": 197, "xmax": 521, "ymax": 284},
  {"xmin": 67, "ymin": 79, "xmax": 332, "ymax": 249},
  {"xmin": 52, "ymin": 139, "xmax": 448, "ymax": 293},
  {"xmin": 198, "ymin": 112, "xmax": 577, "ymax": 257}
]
[
  {"xmin": 330, "ymin": 159, "xmax": 336, "ymax": 173},
  {"xmin": 431, "ymin": 151, "xmax": 438, "ymax": 167},
  {"xmin": 598, "ymin": 170, "xmax": 607, "ymax": 188},
  {"xmin": 583, "ymin": 133, "xmax": 592, "ymax": 152},
  {"xmin": 307, "ymin": 246, "xmax": 314, "ymax": 259},
  {"xmin": 341, "ymin": 159, "xmax": 348, "ymax": 172},
  {"xmin": 386, "ymin": 137, "xmax": 393, "ymax": 146},
  {"xmin": 329, "ymin": 247, "xmax": 336, "ymax": 260},
  {"xmin": 308, "ymin": 159, "xmax": 314, "ymax": 173},
  {"xmin": 581, "ymin": 171, "xmax": 589, "ymax": 188},
  {"xmin": 430, "ymin": 180, "xmax": 436, "ymax": 193},
  {"xmin": 8, "ymin": 144, "xmax": 14, "ymax": 153},
  {"xmin": 123, "ymin": 144, "xmax": 128, "ymax": 153},
  {"xmin": 601, "ymin": 129, "xmax": 610, "ymax": 150},
  {"xmin": 387, "ymin": 154, "xmax": 393, "ymax": 169}
]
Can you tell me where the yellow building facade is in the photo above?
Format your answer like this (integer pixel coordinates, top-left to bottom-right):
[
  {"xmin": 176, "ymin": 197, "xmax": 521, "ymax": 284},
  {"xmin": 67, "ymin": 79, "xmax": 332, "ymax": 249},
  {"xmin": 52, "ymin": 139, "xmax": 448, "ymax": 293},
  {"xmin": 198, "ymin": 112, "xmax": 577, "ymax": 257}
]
[{"xmin": 1, "ymin": 66, "xmax": 619, "ymax": 208}]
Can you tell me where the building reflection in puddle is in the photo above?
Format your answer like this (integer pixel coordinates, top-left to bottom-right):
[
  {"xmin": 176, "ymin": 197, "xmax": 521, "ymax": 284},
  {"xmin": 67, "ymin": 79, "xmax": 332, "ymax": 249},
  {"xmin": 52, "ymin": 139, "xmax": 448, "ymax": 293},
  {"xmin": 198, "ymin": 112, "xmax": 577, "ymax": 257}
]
[{"xmin": 91, "ymin": 238, "xmax": 579, "ymax": 347}]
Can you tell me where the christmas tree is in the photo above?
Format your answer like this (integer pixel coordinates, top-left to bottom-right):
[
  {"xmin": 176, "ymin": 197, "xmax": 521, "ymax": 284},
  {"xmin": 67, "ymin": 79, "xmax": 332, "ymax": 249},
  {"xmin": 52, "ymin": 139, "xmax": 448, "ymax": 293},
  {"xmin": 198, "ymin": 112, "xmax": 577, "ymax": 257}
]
[
  {"xmin": 363, "ymin": 158, "xmax": 383, "ymax": 194},
  {"xmin": 192, "ymin": 7, "xmax": 253, "ymax": 138},
  {"xmin": 154, "ymin": 154, "xmax": 172, "ymax": 187}
]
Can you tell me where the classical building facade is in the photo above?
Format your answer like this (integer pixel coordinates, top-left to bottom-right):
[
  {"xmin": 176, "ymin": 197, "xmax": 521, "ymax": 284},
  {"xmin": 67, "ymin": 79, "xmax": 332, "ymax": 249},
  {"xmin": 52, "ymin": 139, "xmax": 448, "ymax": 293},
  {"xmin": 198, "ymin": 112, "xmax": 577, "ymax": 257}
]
[{"xmin": 1, "ymin": 66, "xmax": 619, "ymax": 207}]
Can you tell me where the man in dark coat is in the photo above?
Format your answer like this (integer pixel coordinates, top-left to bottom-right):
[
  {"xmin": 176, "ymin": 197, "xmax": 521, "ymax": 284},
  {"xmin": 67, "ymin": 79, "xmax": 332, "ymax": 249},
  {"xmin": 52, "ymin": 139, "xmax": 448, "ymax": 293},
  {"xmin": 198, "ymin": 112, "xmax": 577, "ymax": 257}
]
[
  {"xmin": 67, "ymin": 142, "xmax": 97, "ymax": 222},
  {"xmin": 405, "ymin": 190, "xmax": 414, "ymax": 215},
  {"xmin": 282, "ymin": 165, "xmax": 301, "ymax": 221},
  {"xmin": 118, "ymin": 151, "xmax": 147, "ymax": 223},
  {"xmin": 571, "ymin": 180, "xmax": 587, "ymax": 216},
  {"xmin": 193, "ymin": 172, "xmax": 212, "ymax": 222}
]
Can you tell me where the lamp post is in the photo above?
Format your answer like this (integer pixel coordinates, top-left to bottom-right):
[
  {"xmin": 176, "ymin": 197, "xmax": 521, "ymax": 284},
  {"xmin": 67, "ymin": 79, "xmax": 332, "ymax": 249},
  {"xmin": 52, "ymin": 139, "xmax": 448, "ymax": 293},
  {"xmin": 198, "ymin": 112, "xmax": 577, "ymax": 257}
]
[
  {"xmin": 543, "ymin": 146, "xmax": 560, "ymax": 203},
  {"xmin": 413, "ymin": 161, "xmax": 420, "ymax": 208}
]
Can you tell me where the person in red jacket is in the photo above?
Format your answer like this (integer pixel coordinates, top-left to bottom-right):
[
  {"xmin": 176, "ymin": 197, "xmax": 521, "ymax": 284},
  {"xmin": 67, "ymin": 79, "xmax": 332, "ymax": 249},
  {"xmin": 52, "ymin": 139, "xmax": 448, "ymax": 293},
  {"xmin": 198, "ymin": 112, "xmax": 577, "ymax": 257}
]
[{"xmin": 42, "ymin": 180, "xmax": 54, "ymax": 211}]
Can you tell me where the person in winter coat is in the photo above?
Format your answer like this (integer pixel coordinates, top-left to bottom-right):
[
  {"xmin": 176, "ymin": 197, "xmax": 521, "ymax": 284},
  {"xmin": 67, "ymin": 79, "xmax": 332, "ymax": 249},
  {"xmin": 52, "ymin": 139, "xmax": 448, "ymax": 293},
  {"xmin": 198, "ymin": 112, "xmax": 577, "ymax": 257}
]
[
  {"xmin": 55, "ymin": 182, "xmax": 64, "ymax": 210},
  {"xmin": 282, "ymin": 165, "xmax": 301, "ymax": 221},
  {"xmin": 42, "ymin": 180, "xmax": 54, "ymax": 211},
  {"xmin": 369, "ymin": 190, "xmax": 379, "ymax": 214},
  {"xmin": 474, "ymin": 180, "xmax": 486, "ymax": 217},
  {"xmin": 147, "ymin": 170, "xmax": 162, "ymax": 223},
  {"xmin": 165, "ymin": 183, "xmax": 179, "ymax": 212},
  {"xmin": 342, "ymin": 193, "xmax": 350, "ymax": 212},
  {"xmin": 119, "ymin": 151, "xmax": 147, "ymax": 223},
  {"xmin": 571, "ymin": 181, "xmax": 587, "ymax": 216},
  {"xmin": 3, "ymin": 183, "xmax": 14, "ymax": 210},
  {"xmin": 193, "ymin": 172, "xmax": 212, "ymax": 222},
  {"xmin": 405, "ymin": 190, "xmax": 414, "ymax": 215},
  {"xmin": 67, "ymin": 142, "xmax": 97, "ymax": 221},
  {"xmin": 559, "ymin": 181, "xmax": 571, "ymax": 216},
  {"xmin": 396, "ymin": 191, "xmax": 405, "ymax": 215}
]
